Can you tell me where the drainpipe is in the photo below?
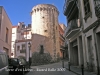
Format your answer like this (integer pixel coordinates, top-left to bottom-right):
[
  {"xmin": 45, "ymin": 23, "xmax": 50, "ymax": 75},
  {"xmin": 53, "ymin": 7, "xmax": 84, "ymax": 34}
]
[{"xmin": 93, "ymin": 21, "xmax": 100, "ymax": 75}]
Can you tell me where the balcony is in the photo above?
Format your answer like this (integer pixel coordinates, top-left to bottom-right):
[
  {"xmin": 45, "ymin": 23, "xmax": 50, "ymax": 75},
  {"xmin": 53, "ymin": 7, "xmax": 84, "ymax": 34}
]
[
  {"xmin": 60, "ymin": 34, "xmax": 65, "ymax": 40},
  {"xmin": 65, "ymin": 19, "xmax": 80, "ymax": 38},
  {"xmin": 95, "ymin": 4, "xmax": 100, "ymax": 18},
  {"xmin": 20, "ymin": 49, "xmax": 26, "ymax": 53},
  {"xmin": 66, "ymin": 19, "xmax": 79, "ymax": 34},
  {"xmin": 60, "ymin": 45, "xmax": 65, "ymax": 51},
  {"xmin": 60, "ymin": 45, "xmax": 68, "ymax": 51},
  {"xmin": 63, "ymin": 0, "xmax": 77, "ymax": 17}
]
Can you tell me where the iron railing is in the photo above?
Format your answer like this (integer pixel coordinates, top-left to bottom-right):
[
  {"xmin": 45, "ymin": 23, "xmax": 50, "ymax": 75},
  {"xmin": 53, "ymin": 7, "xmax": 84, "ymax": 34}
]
[
  {"xmin": 65, "ymin": 19, "xmax": 79, "ymax": 35},
  {"xmin": 63, "ymin": 0, "xmax": 75, "ymax": 15},
  {"xmin": 60, "ymin": 45, "xmax": 65, "ymax": 50},
  {"xmin": 60, "ymin": 34, "xmax": 65, "ymax": 40},
  {"xmin": 94, "ymin": 0, "xmax": 100, "ymax": 18},
  {"xmin": 95, "ymin": 4, "xmax": 100, "ymax": 18}
]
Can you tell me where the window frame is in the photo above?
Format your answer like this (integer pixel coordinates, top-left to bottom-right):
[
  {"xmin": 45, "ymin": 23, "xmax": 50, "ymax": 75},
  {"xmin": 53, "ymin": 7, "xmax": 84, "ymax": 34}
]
[
  {"xmin": 83, "ymin": 0, "xmax": 91, "ymax": 16},
  {"xmin": 5, "ymin": 27, "xmax": 9, "ymax": 43},
  {"xmin": 0, "ymin": 20, "xmax": 1, "ymax": 32},
  {"xmin": 83, "ymin": 0, "xmax": 92, "ymax": 21},
  {"xmin": 22, "ymin": 44, "xmax": 26, "ymax": 50},
  {"xmin": 17, "ymin": 46, "xmax": 20, "ymax": 51}
]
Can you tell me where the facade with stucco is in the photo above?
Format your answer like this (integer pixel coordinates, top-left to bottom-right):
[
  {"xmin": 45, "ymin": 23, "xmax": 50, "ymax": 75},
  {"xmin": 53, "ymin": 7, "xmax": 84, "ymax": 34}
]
[
  {"xmin": 0, "ymin": 6, "xmax": 12, "ymax": 57},
  {"xmin": 11, "ymin": 26, "xmax": 17, "ymax": 58},
  {"xmin": 11, "ymin": 22, "xmax": 32, "ymax": 61},
  {"xmin": 64, "ymin": 0, "xmax": 100, "ymax": 73}
]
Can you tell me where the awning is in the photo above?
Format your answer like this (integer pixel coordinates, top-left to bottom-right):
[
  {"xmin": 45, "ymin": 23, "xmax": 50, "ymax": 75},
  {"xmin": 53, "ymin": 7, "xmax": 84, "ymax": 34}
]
[{"xmin": 66, "ymin": 28, "xmax": 80, "ymax": 39}]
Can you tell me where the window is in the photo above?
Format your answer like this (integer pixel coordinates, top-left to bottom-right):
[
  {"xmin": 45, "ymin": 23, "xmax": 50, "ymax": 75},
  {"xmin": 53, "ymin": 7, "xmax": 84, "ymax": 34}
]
[
  {"xmin": 56, "ymin": 26, "xmax": 57, "ymax": 30},
  {"xmin": 83, "ymin": 0, "xmax": 91, "ymax": 15},
  {"xmin": 17, "ymin": 46, "xmax": 20, "ymax": 51},
  {"xmin": 42, "ymin": 16, "xmax": 44, "ymax": 18},
  {"xmin": 5, "ymin": 28, "xmax": 9, "ymax": 43},
  {"xmin": 94, "ymin": 0, "xmax": 100, "ymax": 6},
  {"xmin": 22, "ymin": 44, "xmax": 25, "ymax": 50},
  {"xmin": 44, "ymin": 30, "xmax": 47, "ymax": 32},
  {"xmin": 39, "ymin": 45, "xmax": 44, "ymax": 54},
  {"xmin": 0, "ymin": 20, "xmax": 1, "ymax": 32},
  {"xmin": 22, "ymin": 25, "xmax": 25, "ymax": 28},
  {"xmin": 0, "ymin": 7, "xmax": 2, "ymax": 14}
]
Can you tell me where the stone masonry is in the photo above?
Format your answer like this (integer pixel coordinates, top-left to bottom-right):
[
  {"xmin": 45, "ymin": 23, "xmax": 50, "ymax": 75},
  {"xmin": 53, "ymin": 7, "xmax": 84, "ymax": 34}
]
[{"xmin": 31, "ymin": 4, "xmax": 60, "ymax": 61}]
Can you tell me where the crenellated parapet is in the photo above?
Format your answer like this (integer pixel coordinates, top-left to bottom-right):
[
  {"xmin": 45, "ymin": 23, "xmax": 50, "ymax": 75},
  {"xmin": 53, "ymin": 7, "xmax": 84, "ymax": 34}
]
[{"xmin": 31, "ymin": 4, "xmax": 59, "ymax": 15}]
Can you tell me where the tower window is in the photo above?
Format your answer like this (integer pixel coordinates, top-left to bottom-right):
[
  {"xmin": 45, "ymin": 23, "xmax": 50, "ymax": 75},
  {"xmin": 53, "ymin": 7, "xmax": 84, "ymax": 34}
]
[
  {"xmin": 40, "ymin": 45, "xmax": 44, "ymax": 54},
  {"xmin": 42, "ymin": 16, "xmax": 44, "ymax": 18},
  {"xmin": 44, "ymin": 30, "xmax": 47, "ymax": 32}
]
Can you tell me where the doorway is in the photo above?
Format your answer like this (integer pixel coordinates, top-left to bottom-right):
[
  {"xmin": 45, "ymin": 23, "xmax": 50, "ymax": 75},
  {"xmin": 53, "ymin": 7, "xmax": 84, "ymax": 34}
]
[
  {"xmin": 79, "ymin": 36, "xmax": 84, "ymax": 64},
  {"xmin": 73, "ymin": 46, "xmax": 79, "ymax": 66},
  {"xmin": 96, "ymin": 32, "xmax": 100, "ymax": 69},
  {"xmin": 87, "ymin": 36, "xmax": 94, "ymax": 71},
  {"xmin": 72, "ymin": 40, "xmax": 79, "ymax": 66}
]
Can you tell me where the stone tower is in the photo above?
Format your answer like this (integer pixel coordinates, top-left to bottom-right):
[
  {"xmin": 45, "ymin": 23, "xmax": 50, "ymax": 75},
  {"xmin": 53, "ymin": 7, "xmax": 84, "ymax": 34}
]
[{"xmin": 31, "ymin": 4, "xmax": 60, "ymax": 61}]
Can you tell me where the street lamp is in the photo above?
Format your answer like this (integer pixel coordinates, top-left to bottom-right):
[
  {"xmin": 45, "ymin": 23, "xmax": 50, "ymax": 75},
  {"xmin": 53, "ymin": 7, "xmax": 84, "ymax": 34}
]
[{"xmin": 28, "ymin": 42, "xmax": 31, "ymax": 68}]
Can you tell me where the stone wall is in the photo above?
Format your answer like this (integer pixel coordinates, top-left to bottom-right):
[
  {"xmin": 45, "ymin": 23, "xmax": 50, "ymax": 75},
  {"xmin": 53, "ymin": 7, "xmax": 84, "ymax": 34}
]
[{"xmin": 31, "ymin": 4, "xmax": 60, "ymax": 61}]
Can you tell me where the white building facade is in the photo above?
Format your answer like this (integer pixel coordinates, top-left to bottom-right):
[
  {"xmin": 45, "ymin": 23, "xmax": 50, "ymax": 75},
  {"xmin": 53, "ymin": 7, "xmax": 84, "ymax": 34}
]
[
  {"xmin": 11, "ymin": 26, "xmax": 17, "ymax": 58},
  {"xmin": 11, "ymin": 22, "xmax": 32, "ymax": 62}
]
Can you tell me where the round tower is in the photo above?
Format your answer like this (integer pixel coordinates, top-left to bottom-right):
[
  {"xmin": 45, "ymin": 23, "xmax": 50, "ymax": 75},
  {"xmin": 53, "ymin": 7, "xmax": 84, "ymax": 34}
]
[{"xmin": 31, "ymin": 4, "xmax": 60, "ymax": 61}]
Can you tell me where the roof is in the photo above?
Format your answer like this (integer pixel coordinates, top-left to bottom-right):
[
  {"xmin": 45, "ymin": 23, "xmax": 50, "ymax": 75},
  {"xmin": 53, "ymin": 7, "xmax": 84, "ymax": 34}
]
[
  {"xmin": 12, "ymin": 26, "xmax": 18, "ymax": 28},
  {"xmin": 66, "ymin": 28, "xmax": 80, "ymax": 38},
  {"xmin": 16, "ymin": 39, "xmax": 31, "ymax": 43}
]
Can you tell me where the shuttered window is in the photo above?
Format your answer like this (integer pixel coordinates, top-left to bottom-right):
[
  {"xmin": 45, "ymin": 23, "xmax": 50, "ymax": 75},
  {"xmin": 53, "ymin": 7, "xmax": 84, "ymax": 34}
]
[{"xmin": 83, "ymin": 0, "xmax": 91, "ymax": 15}]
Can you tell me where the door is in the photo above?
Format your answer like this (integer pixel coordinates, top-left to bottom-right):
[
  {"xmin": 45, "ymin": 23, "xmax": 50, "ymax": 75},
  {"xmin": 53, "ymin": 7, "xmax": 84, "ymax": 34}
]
[{"xmin": 87, "ymin": 36, "xmax": 94, "ymax": 71}]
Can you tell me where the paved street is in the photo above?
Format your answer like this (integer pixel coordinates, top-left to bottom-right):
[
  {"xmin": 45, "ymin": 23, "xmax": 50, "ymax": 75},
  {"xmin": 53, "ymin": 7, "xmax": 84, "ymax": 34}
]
[{"xmin": 25, "ymin": 62, "xmax": 76, "ymax": 75}]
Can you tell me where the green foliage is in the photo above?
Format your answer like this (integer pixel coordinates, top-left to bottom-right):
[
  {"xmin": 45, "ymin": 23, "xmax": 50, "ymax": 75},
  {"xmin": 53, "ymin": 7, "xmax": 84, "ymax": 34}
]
[{"xmin": 31, "ymin": 52, "xmax": 52, "ymax": 66}]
